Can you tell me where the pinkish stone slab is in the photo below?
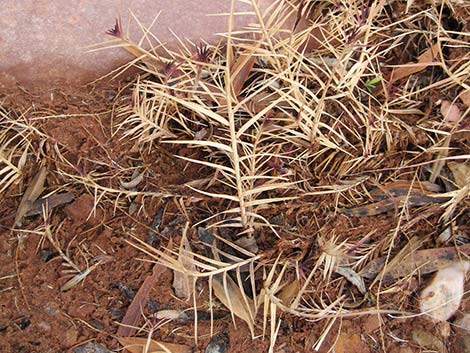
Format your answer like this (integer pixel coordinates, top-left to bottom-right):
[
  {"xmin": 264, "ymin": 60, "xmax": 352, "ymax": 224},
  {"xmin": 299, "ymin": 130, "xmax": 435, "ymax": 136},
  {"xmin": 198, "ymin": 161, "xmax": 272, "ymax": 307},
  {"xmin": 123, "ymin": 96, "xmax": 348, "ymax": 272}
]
[{"xmin": 0, "ymin": 0, "xmax": 282, "ymax": 88}]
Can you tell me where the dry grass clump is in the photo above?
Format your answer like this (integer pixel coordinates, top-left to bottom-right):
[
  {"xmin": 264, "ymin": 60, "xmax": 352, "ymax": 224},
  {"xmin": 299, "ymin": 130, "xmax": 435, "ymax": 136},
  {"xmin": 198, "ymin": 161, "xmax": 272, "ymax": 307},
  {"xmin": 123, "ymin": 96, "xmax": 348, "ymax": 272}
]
[
  {"xmin": 0, "ymin": 106, "xmax": 42, "ymax": 194},
  {"xmin": 90, "ymin": 0, "xmax": 469, "ymax": 349}
]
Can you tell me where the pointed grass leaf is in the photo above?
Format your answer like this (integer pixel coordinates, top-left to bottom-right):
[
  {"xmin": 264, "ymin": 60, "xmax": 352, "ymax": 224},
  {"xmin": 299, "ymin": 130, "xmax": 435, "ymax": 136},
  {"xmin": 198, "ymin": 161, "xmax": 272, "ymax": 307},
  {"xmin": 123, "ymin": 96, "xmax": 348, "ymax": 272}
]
[
  {"xmin": 278, "ymin": 278, "xmax": 300, "ymax": 307},
  {"xmin": 14, "ymin": 166, "xmax": 47, "ymax": 226},
  {"xmin": 447, "ymin": 161, "xmax": 470, "ymax": 188},
  {"xmin": 230, "ymin": 50, "xmax": 256, "ymax": 97},
  {"xmin": 335, "ymin": 267, "xmax": 366, "ymax": 295},
  {"xmin": 172, "ymin": 234, "xmax": 195, "ymax": 300},
  {"xmin": 389, "ymin": 43, "xmax": 441, "ymax": 83},
  {"xmin": 361, "ymin": 244, "xmax": 470, "ymax": 280},
  {"xmin": 60, "ymin": 267, "xmax": 94, "ymax": 292},
  {"xmin": 212, "ymin": 274, "xmax": 255, "ymax": 336}
]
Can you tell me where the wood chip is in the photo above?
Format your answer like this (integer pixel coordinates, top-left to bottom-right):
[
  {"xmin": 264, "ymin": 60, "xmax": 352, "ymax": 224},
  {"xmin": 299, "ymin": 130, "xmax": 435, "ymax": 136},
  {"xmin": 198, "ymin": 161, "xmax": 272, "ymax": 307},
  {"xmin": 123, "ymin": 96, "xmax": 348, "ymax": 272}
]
[
  {"xmin": 459, "ymin": 90, "xmax": 470, "ymax": 107},
  {"xmin": 14, "ymin": 167, "xmax": 47, "ymax": 226},
  {"xmin": 278, "ymin": 278, "xmax": 300, "ymax": 306},
  {"xmin": 117, "ymin": 263, "xmax": 164, "ymax": 337},
  {"xmin": 24, "ymin": 192, "xmax": 75, "ymax": 217},
  {"xmin": 447, "ymin": 161, "xmax": 470, "ymax": 188}
]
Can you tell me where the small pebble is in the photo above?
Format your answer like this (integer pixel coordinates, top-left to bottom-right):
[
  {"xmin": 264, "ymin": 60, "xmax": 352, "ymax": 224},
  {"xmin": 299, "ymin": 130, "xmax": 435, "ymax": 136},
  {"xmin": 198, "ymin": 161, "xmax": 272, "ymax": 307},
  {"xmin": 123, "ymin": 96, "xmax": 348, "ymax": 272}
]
[
  {"xmin": 109, "ymin": 308, "xmax": 124, "ymax": 320},
  {"xmin": 73, "ymin": 342, "xmax": 113, "ymax": 353},
  {"xmin": 40, "ymin": 248, "xmax": 57, "ymax": 262},
  {"xmin": 270, "ymin": 215, "xmax": 284, "ymax": 225},
  {"xmin": 112, "ymin": 283, "xmax": 135, "ymax": 300},
  {"xmin": 146, "ymin": 299, "xmax": 160, "ymax": 313},
  {"xmin": 205, "ymin": 332, "xmax": 229, "ymax": 353},
  {"xmin": 37, "ymin": 321, "xmax": 51, "ymax": 332},
  {"xmin": 44, "ymin": 302, "xmax": 60, "ymax": 317},
  {"xmin": 437, "ymin": 321, "xmax": 451, "ymax": 339},
  {"xmin": 65, "ymin": 327, "xmax": 79, "ymax": 347},
  {"xmin": 17, "ymin": 318, "xmax": 31, "ymax": 330},
  {"xmin": 89, "ymin": 319, "xmax": 104, "ymax": 330}
]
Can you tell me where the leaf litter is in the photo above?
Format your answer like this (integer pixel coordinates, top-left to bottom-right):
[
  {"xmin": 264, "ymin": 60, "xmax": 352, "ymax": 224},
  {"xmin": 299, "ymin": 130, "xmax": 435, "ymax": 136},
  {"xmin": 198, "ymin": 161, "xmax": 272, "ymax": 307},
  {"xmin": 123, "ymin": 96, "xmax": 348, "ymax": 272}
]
[
  {"xmin": 419, "ymin": 261, "xmax": 470, "ymax": 322},
  {"xmin": 388, "ymin": 42, "xmax": 441, "ymax": 84},
  {"xmin": 13, "ymin": 166, "xmax": 47, "ymax": 226},
  {"xmin": 2, "ymin": 0, "xmax": 470, "ymax": 352},
  {"xmin": 172, "ymin": 226, "xmax": 195, "ymax": 301}
]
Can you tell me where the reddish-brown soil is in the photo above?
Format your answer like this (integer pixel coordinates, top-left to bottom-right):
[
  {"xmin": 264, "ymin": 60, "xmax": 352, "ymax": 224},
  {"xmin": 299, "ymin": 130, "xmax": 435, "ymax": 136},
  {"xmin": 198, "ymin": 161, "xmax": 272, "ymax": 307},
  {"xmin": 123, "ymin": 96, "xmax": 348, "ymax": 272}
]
[{"xmin": 0, "ymin": 76, "xmax": 468, "ymax": 353}]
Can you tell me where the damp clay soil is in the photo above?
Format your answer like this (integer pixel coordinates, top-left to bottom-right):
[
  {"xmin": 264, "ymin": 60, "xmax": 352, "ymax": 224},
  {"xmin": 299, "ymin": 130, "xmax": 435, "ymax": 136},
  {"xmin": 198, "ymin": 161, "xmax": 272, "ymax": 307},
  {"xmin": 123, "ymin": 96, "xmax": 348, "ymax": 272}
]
[{"xmin": 0, "ymin": 77, "xmax": 468, "ymax": 353}]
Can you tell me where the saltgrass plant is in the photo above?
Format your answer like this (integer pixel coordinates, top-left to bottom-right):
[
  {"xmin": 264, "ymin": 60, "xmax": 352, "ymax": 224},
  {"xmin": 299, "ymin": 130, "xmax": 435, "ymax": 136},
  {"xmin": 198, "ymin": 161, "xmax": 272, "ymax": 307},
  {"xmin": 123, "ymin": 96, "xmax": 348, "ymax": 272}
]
[{"xmin": 91, "ymin": 0, "xmax": 470, "ymax": 350}]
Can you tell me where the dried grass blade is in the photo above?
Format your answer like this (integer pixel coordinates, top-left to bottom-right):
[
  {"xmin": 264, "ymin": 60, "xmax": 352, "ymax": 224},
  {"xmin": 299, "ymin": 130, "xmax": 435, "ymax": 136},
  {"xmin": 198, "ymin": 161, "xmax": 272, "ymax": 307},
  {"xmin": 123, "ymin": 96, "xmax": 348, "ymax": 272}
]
[
  {"xmin": 278, "ymin": 278, "xmax": 301, "ymax": 307},
  {"xmin": 230, "ymin": 49, "xmax": 256, "ymax": 97},
  {"xmin": 185, "ymin": 185, "xmax": 240, "ymax": 202},
  {"xmin": 118, "ymin": 337, "xmax": 192, "ymax": 353},
  {"xmin": 389, "ymin": 43, "xmax": 441, "ymax": 83},
  {"xmin": 120, "ymin": 171, "xmax": 145, "ymax": 189},
  {"xmin": 341, "ymin": 180, "xmax": 450, "ymax": 216},
  {"xmin": 269, "ymin": 302, "xmax": 282, "ymax": 353},
  {"xmin": 175, "ymin": 155, "xmax": 236, "ymax": 174},
  {"xmin": 335, "ymin": 267, "xmax": 366, "ymax": 294},
  {"xmin": 212, "ymin": 273, "xmax": 255, "ymax": 336},
  {"xmin": 14, "ymin": 166, "xmax": 47, "ymax": 226},
  {"xmin": 361, "ymin": 244, "xmax": 470, "ymax": 280},
  {"xmin": 172, "ymin": 224, "xmax": 195, "ymax": 300},
  {"xmin": 60, "ymin": 265, "xmax": 95, "ymax": 292},
  {"xmin": 60, "ymin": 257, "xmax": 111, "ymax": 292},
  {"xmin": 157, "ymin": 89, "xmax": 229, "ymax": 126},
  {"xmin": 166, "ymin": 139, "xmax": 232, "ymax": 153},
  {"xmin": 25, "ymin": 192, "xmax": 75, "ymax": 217},
  {"xmin": 117, "ymin": 263, "xmax": 164, "ymax": 337}
]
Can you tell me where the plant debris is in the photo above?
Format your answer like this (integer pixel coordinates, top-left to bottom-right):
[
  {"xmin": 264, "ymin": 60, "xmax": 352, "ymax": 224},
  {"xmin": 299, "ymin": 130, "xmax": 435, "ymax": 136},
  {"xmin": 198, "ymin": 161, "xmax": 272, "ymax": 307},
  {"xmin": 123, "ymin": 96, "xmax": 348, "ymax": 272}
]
[
  {"xmin": 2, "ymin": 0, "xmax": 470, "ymax": 352},
  {"xmin": 205, "ymin": 332, "xmax": 230, "ymax": 353},
  {"xmin": 24, "ymin": 191, "xmax": 75, "ymax": 217},
  {"xmin": 117, "ymin": 337, "xmax": 192, "ymax": 353},
  {"xmin": 341, "ymin": 180, "xmax": 448, "ymax": 216},
  {"xmin": 14, "ymin": 166, "xmax": 47, "ymax": 226},
  {"xmin": 419, "ymin": 261, "xmax": 470, "ymax": 322},
  {"xmin": 117, "ymin": 263, "xmax": 164, "ymax": 337},
  {"xmin": 361, "ymin": 244, "xmax": 470, "ymax": 280},
  {"xmin": 172, "ymin": 229, "xmax": 195, "ymax": 300}
]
